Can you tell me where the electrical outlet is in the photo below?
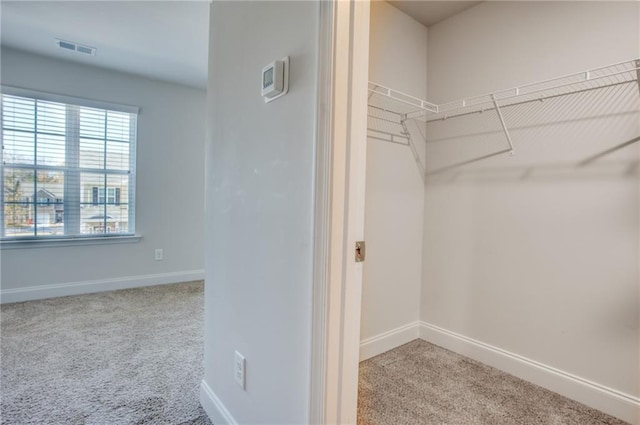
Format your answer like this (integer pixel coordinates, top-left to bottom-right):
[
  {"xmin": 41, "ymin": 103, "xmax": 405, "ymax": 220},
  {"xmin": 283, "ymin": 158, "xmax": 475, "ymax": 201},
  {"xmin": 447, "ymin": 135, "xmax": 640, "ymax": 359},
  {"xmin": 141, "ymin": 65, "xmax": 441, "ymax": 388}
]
[
  {"xmin": 234, "ymin": 351, "xmax": 246, "ymax": 390},
  {"xmin": 154, "ymin": 249, "xmax": 163, "ymax": 261}
]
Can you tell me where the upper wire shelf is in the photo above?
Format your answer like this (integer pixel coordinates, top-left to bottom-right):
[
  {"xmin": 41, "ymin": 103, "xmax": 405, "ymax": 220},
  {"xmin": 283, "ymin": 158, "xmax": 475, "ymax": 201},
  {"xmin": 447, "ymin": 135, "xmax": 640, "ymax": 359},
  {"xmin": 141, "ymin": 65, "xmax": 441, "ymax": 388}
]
[
  {"xmin": 368, "ymin": 58, "xmax": 640, "ymax": 175},
  {"xmin": 368, "ymin": 83, "xmax": 437, "ymax": 115},
  {"xmin": 368, "ymin": 58, "xmax": 640, "ymax": 122}
]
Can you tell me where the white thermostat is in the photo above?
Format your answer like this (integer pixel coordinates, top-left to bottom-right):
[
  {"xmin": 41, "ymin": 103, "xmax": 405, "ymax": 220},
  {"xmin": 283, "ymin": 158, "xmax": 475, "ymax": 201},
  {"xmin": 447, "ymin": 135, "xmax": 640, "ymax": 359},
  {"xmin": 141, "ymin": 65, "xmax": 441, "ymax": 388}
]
[{"xmin": 262, "ymin": 57, "xmax": 289, "ymax": 103}]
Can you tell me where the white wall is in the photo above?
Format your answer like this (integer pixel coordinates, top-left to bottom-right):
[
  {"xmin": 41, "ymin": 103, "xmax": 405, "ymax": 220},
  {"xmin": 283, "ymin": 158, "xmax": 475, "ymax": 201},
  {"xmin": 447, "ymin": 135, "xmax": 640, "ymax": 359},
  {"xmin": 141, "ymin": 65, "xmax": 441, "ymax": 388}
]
[
  {"xmin": 360, "ymin": 1, "xmax": 427, "ymax": 355},
  {"xmin": 422, "ymin": 0, "xmax": 639, "ymax": 419},
  {"xmin": 0, "ymin": 48, "xmax": 206, "ymax": 300},
  {"xmin": 201, "ymin": 2, "xmax": 319, "ymax": 424}
]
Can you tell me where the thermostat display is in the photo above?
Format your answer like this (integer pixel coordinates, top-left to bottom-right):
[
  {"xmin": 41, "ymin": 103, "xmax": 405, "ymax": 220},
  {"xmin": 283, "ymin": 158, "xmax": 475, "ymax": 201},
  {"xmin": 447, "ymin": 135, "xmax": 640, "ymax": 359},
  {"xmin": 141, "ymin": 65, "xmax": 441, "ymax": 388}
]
[
  {"xmin": 263, "ymin": 67, "xmax": 274, "ymax": 89},
  {"xmin": 261, "ymin": 57, "xmax": 289, "ymax": 103}
]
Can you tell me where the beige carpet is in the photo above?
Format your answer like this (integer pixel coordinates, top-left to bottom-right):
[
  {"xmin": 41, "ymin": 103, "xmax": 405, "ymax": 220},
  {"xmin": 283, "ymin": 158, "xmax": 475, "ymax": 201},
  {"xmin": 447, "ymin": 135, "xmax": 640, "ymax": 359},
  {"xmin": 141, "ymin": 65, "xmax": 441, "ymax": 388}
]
[
  {"xmin": 0, "ymin": 282, "xmax": 212, "ymax": 425},
  {"xmin": 358, "ymin": 339, "xmax": 630, "ymax": 425}
]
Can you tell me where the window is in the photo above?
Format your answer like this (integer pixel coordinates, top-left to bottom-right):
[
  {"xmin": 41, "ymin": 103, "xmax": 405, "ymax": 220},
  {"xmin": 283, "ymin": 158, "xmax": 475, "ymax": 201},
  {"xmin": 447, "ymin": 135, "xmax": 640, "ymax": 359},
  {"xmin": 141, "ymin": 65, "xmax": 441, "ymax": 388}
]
[
  {"xmin": 1, "ymin": 87, "xmax": 138, "ymax": 240},
  {"xmin": 95, "ymin": 187, "xmax": 120, "ymax": 205}
]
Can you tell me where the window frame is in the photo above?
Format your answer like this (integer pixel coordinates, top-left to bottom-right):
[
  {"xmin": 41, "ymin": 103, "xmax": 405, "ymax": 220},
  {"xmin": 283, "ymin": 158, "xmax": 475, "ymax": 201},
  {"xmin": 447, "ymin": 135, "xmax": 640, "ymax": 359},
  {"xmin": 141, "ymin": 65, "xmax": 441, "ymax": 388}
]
[{"xmin": 0, "ymin": 85, "xmax": 140, "ymax": 246}]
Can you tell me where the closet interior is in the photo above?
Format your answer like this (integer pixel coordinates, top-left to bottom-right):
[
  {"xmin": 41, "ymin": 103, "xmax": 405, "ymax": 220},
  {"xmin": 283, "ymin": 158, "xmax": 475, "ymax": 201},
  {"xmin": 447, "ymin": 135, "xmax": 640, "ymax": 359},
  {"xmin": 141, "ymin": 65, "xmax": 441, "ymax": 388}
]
[{"xmin": 358, "ymin": 2, "xmax": 640, "ymax": 425}]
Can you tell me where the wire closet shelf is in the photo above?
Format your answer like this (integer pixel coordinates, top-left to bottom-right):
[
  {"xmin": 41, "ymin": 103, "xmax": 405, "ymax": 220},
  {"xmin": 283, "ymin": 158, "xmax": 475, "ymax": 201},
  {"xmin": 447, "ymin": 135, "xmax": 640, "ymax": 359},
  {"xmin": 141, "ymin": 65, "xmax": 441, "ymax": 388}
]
[{"xmin": 367, "ymin": 58, "xmax": 640, "ymax": 160}]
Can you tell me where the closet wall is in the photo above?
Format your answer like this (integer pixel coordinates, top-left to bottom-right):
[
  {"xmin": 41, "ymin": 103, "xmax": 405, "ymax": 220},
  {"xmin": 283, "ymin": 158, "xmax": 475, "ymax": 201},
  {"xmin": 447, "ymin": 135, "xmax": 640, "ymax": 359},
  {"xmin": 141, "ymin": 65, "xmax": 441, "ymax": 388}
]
[
  {"xmin": 361, "ymin": 1, "xmax": 427, "ymax": 359},
  {"xmin": 422, "ymin": 0, "xmax": 639, "ymax": 408}
]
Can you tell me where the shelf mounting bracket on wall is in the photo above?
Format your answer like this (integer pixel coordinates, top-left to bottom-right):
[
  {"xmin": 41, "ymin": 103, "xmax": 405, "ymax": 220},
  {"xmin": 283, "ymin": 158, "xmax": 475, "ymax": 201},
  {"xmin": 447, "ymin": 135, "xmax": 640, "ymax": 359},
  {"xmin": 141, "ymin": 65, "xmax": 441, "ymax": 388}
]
[
  {"xmin": 491, "ymin": 94, "xmax": 515, "ymax": 156},
  {"xmin": 400, "ymin": 116, "xmax": 426, "ymax": 180},
  {"xmin": 636, "ymin": 59, "xmax": 640, "ymax": 95}
]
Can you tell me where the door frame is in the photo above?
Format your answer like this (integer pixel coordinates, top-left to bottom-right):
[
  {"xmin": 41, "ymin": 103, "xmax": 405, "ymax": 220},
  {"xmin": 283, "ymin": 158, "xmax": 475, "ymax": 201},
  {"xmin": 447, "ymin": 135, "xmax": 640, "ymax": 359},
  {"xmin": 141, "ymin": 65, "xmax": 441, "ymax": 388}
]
[{"xmin": 310, "ymin": 1, "xmax": 371, "ymax": 424}]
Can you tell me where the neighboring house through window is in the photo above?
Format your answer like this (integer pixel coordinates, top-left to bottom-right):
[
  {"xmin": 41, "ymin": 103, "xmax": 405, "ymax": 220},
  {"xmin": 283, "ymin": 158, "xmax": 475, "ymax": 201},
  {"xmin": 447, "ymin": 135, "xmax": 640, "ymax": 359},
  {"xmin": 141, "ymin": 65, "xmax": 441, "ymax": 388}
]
[{"xmin": 1, "ymin": 86, "xmax": 138, "ymax": 239}]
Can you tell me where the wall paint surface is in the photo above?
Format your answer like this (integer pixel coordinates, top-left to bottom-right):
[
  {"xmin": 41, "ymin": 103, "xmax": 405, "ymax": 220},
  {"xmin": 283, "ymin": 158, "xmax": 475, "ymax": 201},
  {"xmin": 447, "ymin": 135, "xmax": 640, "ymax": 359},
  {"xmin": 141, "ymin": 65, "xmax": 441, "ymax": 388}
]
[
  {"xmin": 0, "ymin": 48, "xmax": 205, "ymax": 291},
  {"xmin": 423, "ymin": 0, "xmax": 639, "ymax": 399},
  {"xmin": 203, "ymin": 2, "xmax": 318, "ymax": 423},
  {"xmin": 361, "ymin": 1, "xmax": 427, "ymax": 342},
  {"xmin": 426, "ymin": 1, "xmax": 638, "ymax": 103}
]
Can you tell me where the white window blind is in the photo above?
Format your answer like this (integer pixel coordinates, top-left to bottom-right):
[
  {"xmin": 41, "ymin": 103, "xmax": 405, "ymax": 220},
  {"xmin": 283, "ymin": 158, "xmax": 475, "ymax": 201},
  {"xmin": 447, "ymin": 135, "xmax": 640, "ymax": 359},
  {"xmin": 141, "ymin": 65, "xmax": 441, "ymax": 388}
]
[{"xmin": 1, "ymin": 87, "xmax": 138, "ymax": 240}]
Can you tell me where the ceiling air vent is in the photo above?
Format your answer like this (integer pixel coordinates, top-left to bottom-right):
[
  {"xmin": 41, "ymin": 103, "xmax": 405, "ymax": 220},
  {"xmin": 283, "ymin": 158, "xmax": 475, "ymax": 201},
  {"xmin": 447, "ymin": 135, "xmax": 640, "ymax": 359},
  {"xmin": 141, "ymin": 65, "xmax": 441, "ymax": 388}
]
[{"xmin": 56, "ymin": 39, "xmax": 96, "ymax": 56}]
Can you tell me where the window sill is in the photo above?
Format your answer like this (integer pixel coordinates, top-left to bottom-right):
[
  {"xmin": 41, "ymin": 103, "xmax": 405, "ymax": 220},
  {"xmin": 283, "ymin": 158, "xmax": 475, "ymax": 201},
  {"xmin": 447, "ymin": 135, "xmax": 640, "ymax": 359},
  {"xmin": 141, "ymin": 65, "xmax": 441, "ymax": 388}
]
[{"xmin": 0, "ymin": 234, "xmax": 142, "ymax": 250}]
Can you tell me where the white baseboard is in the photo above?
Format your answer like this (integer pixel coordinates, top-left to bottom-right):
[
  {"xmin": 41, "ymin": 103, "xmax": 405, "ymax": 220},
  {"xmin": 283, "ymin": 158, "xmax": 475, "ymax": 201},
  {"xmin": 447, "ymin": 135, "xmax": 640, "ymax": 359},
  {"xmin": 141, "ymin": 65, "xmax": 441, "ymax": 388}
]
[
  {"xmin": 360, "ymin": 321, "xmax": 420, "ymax": 361},
  {"xmin": 419, "ymin": 321, "xmax": 640, "ymax": 425},
  {"xmin": 200, "ymin": 379, "xmax": 237, "ymax": 425},
  {"xmin": 0, "ymin": 269, "xmax": 205, "ymax": 304}
]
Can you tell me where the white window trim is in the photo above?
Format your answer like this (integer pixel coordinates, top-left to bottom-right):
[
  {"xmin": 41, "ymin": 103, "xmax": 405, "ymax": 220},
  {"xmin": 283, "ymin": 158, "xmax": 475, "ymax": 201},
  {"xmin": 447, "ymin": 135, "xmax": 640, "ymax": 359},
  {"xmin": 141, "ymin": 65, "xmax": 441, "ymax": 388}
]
[
  {"xmin": 0, "ymin": 85, "xmax": 139, "ymax": 245},
  {"xmin": 0, "ymin": 234, "xmax": 141, "ymax": 249},
  {"xmin": 0, "ymin": 86, "xmax": 139, "ymax": 115}
]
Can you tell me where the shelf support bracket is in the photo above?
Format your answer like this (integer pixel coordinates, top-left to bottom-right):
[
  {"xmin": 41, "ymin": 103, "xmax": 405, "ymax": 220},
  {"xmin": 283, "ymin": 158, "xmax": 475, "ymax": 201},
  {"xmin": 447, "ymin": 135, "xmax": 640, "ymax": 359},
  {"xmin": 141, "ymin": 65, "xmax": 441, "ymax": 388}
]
[
  {"xmin": 635, "ymin": 60, "xmax": 640, "ymax": 96},
  {"xmin": 400, "ymin": 118, "xmax": 426, "ymax": 181},
  {"xmin": 491, "ymin": 94, "xmax": 515, "ymax": 155}
]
